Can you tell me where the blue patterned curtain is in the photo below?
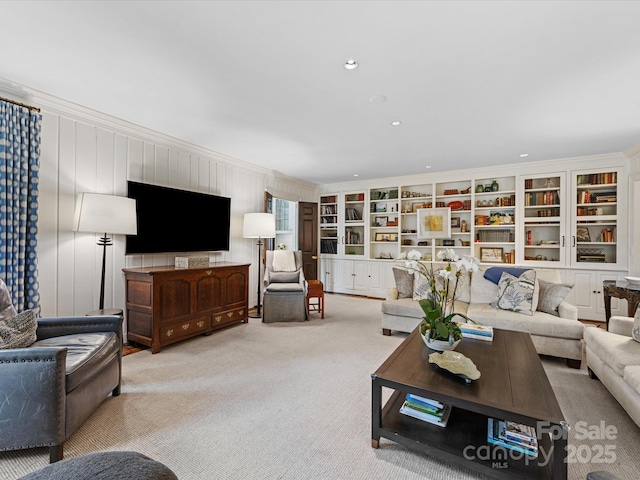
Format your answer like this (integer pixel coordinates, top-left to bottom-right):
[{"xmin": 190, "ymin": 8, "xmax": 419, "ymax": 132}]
[{"xmin": 0, "ymin": 100, "xmax": 41, "ymax": 312}]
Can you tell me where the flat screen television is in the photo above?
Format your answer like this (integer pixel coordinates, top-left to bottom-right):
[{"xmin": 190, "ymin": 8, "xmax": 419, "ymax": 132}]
[{"xmin": 126, "ymin": 181, "xmax": 231, "ymax": 255}]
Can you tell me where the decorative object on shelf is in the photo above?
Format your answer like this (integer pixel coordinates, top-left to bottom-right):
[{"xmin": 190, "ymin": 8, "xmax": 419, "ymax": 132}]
[
  {"xmin": 461, "ymin": 187, "xmax": 471, "ymax": 194},
  {"xmin": 73, "ymin": 193, "xmax": 138, "ymax": 310},
  {"xmin": 277, "ymin": 243, "xmax": 286, "ymax": 250},
  {"xmin": 451, "ymin": 217, "xmax": 461, "ymax": 228},
  {"xmin": 459, "ymin": 239, "xmax": 471, "ymax": 246},
  {"xmin": 461, "ymin": 220, "xmax": 468, "ymax": 233},
  {"xmin": 442, "ymin": 239, "xmax": 455, "ymax": 246},
  {"xmin": 480, "ymin": 247, "xmax": 504, "ymax": 263},
  {"xmin": 491, "ymin": 180, "xmax": 499, "ymax": 192},
  {"xmin": 398, "ymin": 249, "xmax": 479, "ymax": 348},
  {"xmin": 428, "ymin": 350, "xmax": 481, "ymax": 382},
  {"xmin": 545, "ymin": 178, "xmax": 554, "ymax": 188},
  {"xmin": 243, "ymin": 212, "xmax": 276, "ymax": 318},
  {"xmin": 484, "ymin": 186, "xmax": 492, "ymax": 192},
  {"xmin": 447, "ymin": 200, "xmax": 464, "ymax": 210},
  {"xmin": 476, "ymin": 184, "xmax": 484, "ymax": 193},
  {"xmin": 444, "ymin": 189, "xmax": 459, "ymax": 195}
]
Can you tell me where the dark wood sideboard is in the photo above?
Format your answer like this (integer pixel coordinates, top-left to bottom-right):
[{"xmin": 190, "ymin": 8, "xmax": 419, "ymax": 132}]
[{"xmin": 123, "ymin": 263, "xmax": 250, "ymax": 353}]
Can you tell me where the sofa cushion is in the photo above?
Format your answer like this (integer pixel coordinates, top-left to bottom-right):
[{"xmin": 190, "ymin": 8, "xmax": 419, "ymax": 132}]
[
  {"xmin": 491, "ymin": 270, "xmax": 536, "ymax": 315},
  {"xmin": 0, "ymin": 278, "xmax": 17, "ymax": 321},
  {"xmin": 470, "ymin": 269, "xmax": 499, "ymax": 304},
  {"xmin": 413, "ymin": 273, "xmax": 431, "ymax": 300},
  {"xmin": 0, "ymin": 309, "xmax": 37, "ymax": 349},
  {"xmin": 623, "ymin": 366, "xmax": 640, "ymax": 396},
  {"xmin": 584, "ymin": 327, "xmax": 640, "ymax": 377},
  {"xmin": 30, "ymin": 332, "xmax": 120, "ymax": 393},
  {"xmin": 468, "ymin": 303, "xmax": 584, "ymax": 339},
  {"xmin": 536, "ymin": 279, "xmax": 573, "ymax": 316},
  {"xmin": 392, "ymin": 267, "xmax": 414, "ymax": 299}
]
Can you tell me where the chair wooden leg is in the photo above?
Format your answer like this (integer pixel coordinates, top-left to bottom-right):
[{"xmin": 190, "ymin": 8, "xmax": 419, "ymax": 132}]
[
  {"xmin": 112, "ymin": 384, "xmax": 121, "ymax": 396},
  {"xmin": 49, "ymin": 444, "xmax": 63, "ymax": 463},
  {"xmin": 382, "ymin": 328, "xmax": 391, "ymax": 336}
]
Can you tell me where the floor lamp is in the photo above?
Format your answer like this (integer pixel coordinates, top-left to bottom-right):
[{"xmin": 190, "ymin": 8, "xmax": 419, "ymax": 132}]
[
  {"xmin": 243, "ymin": 213, "xmax": 276, "ymax": 318},
  {"xmin": 74, "ymin": 193, "xmax": 138, "ymax": 312}
]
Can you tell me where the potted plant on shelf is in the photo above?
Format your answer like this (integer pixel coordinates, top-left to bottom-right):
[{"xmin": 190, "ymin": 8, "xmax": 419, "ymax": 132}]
[{"xmin": 398, "ymin": 248, "xmax": 479, "ymax": 351}]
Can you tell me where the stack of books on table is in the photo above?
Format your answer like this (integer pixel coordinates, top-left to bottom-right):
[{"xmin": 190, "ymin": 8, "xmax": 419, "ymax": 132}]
[
  {"xmin": 487, "ymin": 418, "xmax": 538, "ymax": 458},
  {"xmin": 459, "ymin": 323, "xmax": 494, "ymax": 341},
  {"xmin": 399, "ymin": 393, "xmax": 452, "ymax": 427}
]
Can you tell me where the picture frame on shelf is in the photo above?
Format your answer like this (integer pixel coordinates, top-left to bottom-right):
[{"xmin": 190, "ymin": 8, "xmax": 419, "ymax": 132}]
[
  {"xmin": 576, "ymin": 227, "xmax": 591, "ymax": 242},
  {"xmin": 412, "ymin": 202, "xmax": 423, "ymax": 213},
  {"xmin": 375, "ymin": 232, "xmax": 398, "ymax": 242},
  {"xmin": 374, "ymin": 216, "xmax": 388, "ymax": 227},
  {"xmin": 480, "ymin": 247, "xmax": 504, "ymax": 263},
  {"xmin": 417, "ymin": 207, "xmax": 451, "ymax": 239},
  {"xmin": 451, "ymin": 216, "xmax": 461, "ymax": 228},
  {"xmin": 374, "ymin": 203, "xmax": 387, "ymax": 213}
]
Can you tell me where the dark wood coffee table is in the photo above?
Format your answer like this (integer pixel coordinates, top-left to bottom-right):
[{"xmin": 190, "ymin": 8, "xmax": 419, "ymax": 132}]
[{"xmin": 372, "ymin": 328, "xmax": 567, "ymax": 480}]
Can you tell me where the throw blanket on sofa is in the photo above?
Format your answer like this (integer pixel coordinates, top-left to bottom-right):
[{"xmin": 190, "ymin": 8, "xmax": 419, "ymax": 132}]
[{"xmin": 272, "ymin": 250, "xmax": 297, "ymax": 272}]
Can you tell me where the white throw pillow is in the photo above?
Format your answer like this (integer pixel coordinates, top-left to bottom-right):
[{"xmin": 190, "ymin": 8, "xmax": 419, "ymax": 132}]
[
  {"xmin": 491, "ymin": 270, "xmax": 536, "ymax": 316},
  {"xmin": 632, "ymin": 306, "xmax": 640, "ymax": 343}
]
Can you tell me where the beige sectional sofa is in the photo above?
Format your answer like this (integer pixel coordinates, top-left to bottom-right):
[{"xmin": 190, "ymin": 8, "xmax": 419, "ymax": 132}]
[
  {"xmin": 381, "ymin": 265, "xmax": 584, "ymax": 367},
  {"xmin": 584, "ymin": 315, "xmax": 640, "ymax": 427}
]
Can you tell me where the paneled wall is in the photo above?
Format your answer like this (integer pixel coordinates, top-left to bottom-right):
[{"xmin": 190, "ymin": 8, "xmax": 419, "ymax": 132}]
[{"xmin": 35, "ymin": 96, "xmax": 317, "ymax": 321}]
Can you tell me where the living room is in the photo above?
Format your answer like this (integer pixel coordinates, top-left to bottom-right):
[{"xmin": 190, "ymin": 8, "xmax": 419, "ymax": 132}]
[{"xmin": 1, "ymin": 1, "xmax": 640, "ymax": 479}]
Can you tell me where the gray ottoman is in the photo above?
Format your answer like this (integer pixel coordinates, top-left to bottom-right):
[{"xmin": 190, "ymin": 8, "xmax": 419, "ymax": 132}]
[{"xmin": 18, "ymin": 451, "xmax": 178, "ymax": 480}]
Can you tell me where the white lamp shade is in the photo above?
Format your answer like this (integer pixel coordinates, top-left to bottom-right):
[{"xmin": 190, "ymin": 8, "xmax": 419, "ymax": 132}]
[
  {"xmin": 74, "ymin": 193, "xmax": 138, "ymax": 235},
  {"xmin": 243, "ymin": 213, "xmax": 276, "ymax": 238}
]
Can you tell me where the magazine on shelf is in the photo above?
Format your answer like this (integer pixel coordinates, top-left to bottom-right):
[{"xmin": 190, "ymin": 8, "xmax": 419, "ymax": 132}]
[
  {"xmin": 400, "ymin": 402, "xmax": 452, "ymax": 427},
  {"xmin": 487, "ymin": 418, "xmax": 538, "ymax": 457},
  {"xmin": 504, "ymin": 420, "xmax": 538, "ymax": 445}
]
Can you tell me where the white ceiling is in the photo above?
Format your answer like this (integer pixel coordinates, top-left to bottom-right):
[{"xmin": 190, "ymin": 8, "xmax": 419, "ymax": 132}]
[{"xmin": 1, "ymin": 1, "xmax": 639, "ymax": 185}]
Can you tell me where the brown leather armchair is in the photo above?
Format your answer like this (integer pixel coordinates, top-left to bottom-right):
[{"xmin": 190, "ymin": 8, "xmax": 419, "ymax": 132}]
[{"xmin": 0, "ymin": 314, "xmax": 123, "ymax": 462}]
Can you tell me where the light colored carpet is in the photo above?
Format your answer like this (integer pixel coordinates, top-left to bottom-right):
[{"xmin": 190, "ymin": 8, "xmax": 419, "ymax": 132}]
[{"xmin": 2, "ymin": 294, "xmax": 639, "ymax": 479}]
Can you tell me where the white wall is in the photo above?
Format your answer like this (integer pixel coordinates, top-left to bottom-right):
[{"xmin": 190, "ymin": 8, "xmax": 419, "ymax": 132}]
[
  {"xmin": 624, "ymin": 143, "xmax": 640, "ymax": 276},
  {"xmin": 34, "ymin": 94, "xmax": 317, "ymax": 319}
]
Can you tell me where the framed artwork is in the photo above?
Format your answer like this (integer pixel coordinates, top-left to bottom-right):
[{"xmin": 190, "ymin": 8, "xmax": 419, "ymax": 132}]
[
  {"xmin": 417, "ymin": 207, "xmax": 451, "ymax": 239},
  {"xmin": 576, "ymin": 227, "xmax": 591, "ymax": 242},
  {"xmin": 375, "ymin": 232, "xmax": 398, "ymax": 242},
  {"xmin": 451, "ymin": 216, "xmax": 461, "ymax": 228},
  {"xmin": 374, "ymin": 216, "xmax": 388, "ymax": 227},
  {"xmin": 374, "ymin": 203, "xmax": 387, "ymax": 213},
  {"xmin": 411, "ymin": 202, "xmax": 423, "ymax": 213},
  {"xmin": 480, "ymin": 247, "xmax": 504, "ymax": 263}
]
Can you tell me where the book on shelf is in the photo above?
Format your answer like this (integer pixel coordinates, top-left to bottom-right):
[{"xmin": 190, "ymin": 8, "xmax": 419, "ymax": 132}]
[
  {"xmin": 405, "ymin": 393, "xmax": 444, "ymax": 409},
  {"xmin": 400, "ymin": 401, "xmax": 452, "ymax": 428},
  {"xmin": 487, "ymin": 418, "xmax": 538, "ymax": 457},
  {"xmin": 459, "ymin": 323, "xmax": 493, "ymax": 341}
]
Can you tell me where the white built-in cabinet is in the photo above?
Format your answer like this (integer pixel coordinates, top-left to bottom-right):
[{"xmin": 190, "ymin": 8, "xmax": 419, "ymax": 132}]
[{"xmin": 319, "ymin": 157, "xmax": 630, "ymax": 319}]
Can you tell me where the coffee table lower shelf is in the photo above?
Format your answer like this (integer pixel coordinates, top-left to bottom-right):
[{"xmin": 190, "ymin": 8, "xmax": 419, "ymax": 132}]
[{"xmin": 374, "ymin": 390, "xmax": 554, "ymax": 480}]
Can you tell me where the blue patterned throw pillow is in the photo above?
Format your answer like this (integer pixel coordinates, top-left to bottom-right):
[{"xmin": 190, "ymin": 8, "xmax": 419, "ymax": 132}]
[
  {"xmin": 491, "ymin": 270, "xmax": 536, "ymax": 316},
  {"xmin": 632, "ymin": 306, "xmax": 640, "ymax": 343}
]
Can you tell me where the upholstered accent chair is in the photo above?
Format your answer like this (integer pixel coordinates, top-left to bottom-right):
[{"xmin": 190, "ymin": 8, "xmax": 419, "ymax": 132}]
[
  {"xmin": 0, "ymin": 309, "xmax": 123, "ymax": 462},
  {"xmin": 262, "ymin": 250, "xmax": 308, "ymax": 323}
]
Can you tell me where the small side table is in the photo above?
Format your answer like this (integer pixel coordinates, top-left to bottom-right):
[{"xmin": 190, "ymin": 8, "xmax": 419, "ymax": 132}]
[
  {"xmin": 307, "ymin": 280, "xmax": 324, "ymax": 319},
  {"xmin": 603, "ymin": 280, "xmax": 640, "ymax": 331}
]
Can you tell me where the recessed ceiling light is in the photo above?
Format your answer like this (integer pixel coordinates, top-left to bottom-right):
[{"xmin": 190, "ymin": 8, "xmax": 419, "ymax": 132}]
[
  {"xmin": 370, "ymin": 95, "xmax": 387, "ymax": 104},
  {"xmin": 391, "ymin": 120, "xmax": 401, "ymax": 126},
  {"xmin": 344, "ymin": 59, "xmax": 358, "ymax": 70},
  {"xmin": 425, "ymin": 165, "xmax": 432, "ymax": 169},
  {"xmin": 520, "ymin": 153, "xmax": 529, "ymax": 157},
  {"xmin": 353, "ymin": 174, "xmax": 359, "ymax": 177}
]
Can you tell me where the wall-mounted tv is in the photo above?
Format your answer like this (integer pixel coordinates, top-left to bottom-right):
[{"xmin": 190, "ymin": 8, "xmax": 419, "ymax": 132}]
[{"xmin": 126, "ymin": 181, "xmax": 231, "ymax": 255}]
